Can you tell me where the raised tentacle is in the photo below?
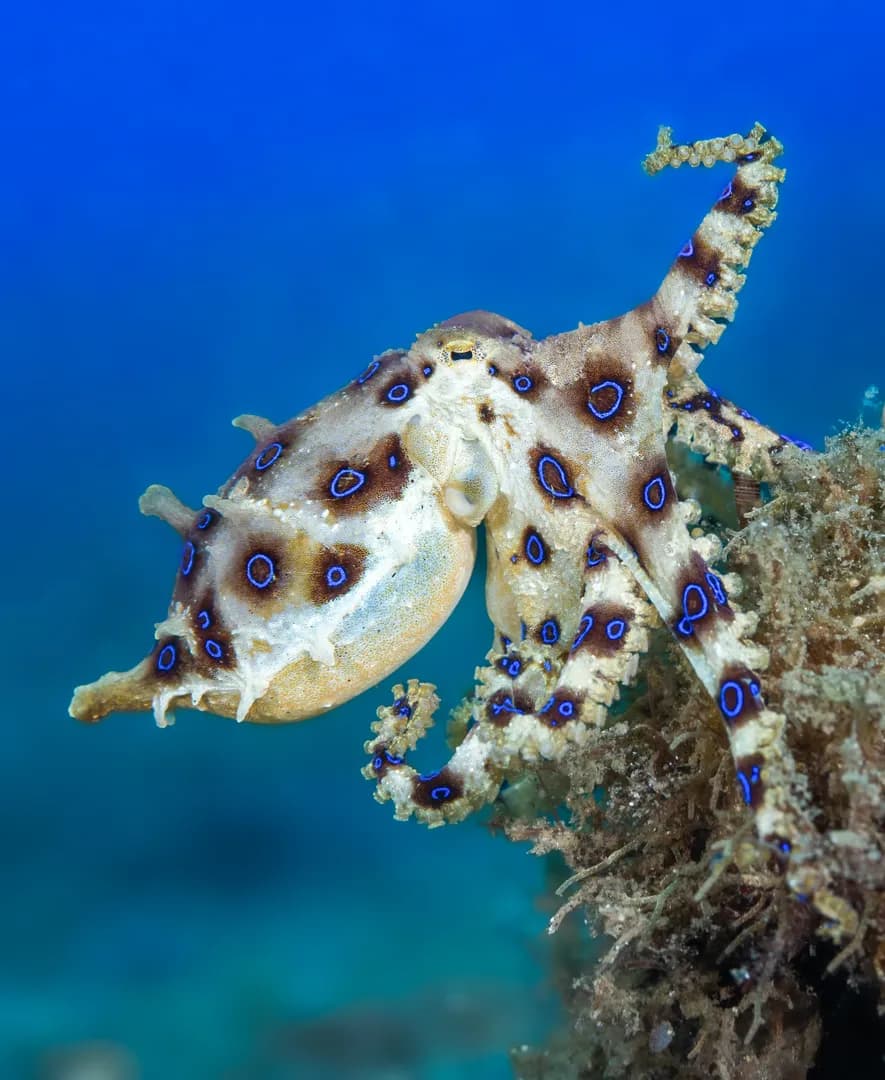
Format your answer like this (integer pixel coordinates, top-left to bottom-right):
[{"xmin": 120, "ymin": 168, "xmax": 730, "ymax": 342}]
[{"xmin": 644, "ymin": 123, "xmax": 786, "ymax": 378}]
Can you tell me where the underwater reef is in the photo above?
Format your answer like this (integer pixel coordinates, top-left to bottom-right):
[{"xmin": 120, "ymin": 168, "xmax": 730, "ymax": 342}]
[{"xmin": 506, "ymin": 423, "xmax": 884, "ymax": 1079}]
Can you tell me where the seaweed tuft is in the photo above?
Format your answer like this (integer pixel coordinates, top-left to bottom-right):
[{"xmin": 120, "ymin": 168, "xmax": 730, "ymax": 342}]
[{"xmin": 507, "ymin": 426, "xmax": 885, "ymax": 1079}]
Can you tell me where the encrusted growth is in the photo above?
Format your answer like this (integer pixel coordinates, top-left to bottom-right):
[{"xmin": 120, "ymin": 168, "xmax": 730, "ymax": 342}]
[{"xmin": 508, "ymin": 427, "xmax": 884, "ymax": 1079}]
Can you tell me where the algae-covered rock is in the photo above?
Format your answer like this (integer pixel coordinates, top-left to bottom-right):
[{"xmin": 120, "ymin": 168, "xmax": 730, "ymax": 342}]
[{"xmin": 508, "ymin": 426, "xmax": 884, "ymax": 1079}]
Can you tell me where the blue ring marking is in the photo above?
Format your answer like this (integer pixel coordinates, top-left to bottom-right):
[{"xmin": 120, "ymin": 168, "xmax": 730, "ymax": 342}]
[
  {"xmin": 255, "ymin": 441, "xmax": 283, "ymax": 470},
  {"xmin": 703, "ymin": 399, "xmax": 712, "ymax": 409},
  {"xmin": 330, "ymin": 467, "xmax": 367, "ymax": 498},
  {"xmin": 513, "ymin": 374, "xmax": 533, "ymax": 393},
  {"xmin": 536, "ymin": 454, "xmax": 574, "ymax": 498},
  {"xmin": 196, "ymin": 510, "xmax": 213, "ymax": 530},
  {"xmin": 385, "ymin": 750, "xmax": 404, "ymax": 765},
  {"xmin": 705, "ymin": 271, "xmax": 718, "ymax": 287},
  {"xmin": 539, "ymin": 696, "xmax": 555, "ymax": 713},
  {"xmin": 418, "ymin": 770, "xmax": 439, "ymax": 782},
  {"xmin": 543, "ymin": 659, "xmax": 552, "ymax": 672},
  {"xmin": 488, "ymin": 364, "xmax": 498, "ymax": 376},
  {"xmin": 430, "ymin": 786, "xmax": 452, "ymax": 801},
  {"xmin": 540, "ymin": 619, "xmax": 560, "ymax": 645},
  {"xmin": 737, "ymin": 771, "xmax": 752, "ymax": 804},
  {"xmin": 678, "ymin": 239, "xmax": 694, "ymax": 257},
  {"xmin": 492, "ymin": 695, "xmax": 524, "ymax": 717},
  {"xmin": 605, "ymin": 618, "xmax": 626, "ymax": 641},
  {"xmin": 520, "ymin": 621, "xmax": 527, "ymax": 641},
  {"xmin": 491, "ymin": 695, "xmax": 525, "ymax": 717},
  {"xmin": 388, "ymin": 454, "xmax": 398, "ymax": 468},
  {"xmin": 357, "ymin": 359, "xmax": 380, "ymax": 384},
  {"xmin": 586, "ymin": 379, "xmax": 625, "ymax": 421},
  {"xmin": 779, "ymin": 840, "xmax": 791, "ymax": 854},
  {"xmin": 558, "ymin": 701, "xmax": 575, "ymax": 718},
  {"xmin": 422, "ymin": 365, "xmax": 432, "ymax": 376},
  {"xmin": 750, "ymin": 765, "xmax": 760, "ymax": 783},
  {"xmin": 642, "ymin": 475, "xmax": 667, "ymax": 511},
  {"xmin": 676, "ymin": 583, "xmax": 709, "ymax": 637},
  {"xmin": 654, "ymin": 328, "xmax": 670, "ymax": 354},
  {"xmin": 507, "ymin": 659, "xmax": 522, "ymax": 677},
  {"xmin": 782, "ymin": 433, "xmax": 814, "ymax": 452},
  {"xmin": 197, "ymin": 609, "xmax": 211, "ymax": 629},
  {"xmin": 719, "ymin": 680, "xmax": 744, "ymax": 719},
  {"xmin": 501, "ymin": 635, "xmax": 512, "ymax": 649},
  {"xmin": 181, "ymin": 540, "xmax": 195, "ymax": 576},
  {"xmin": 394, "ymin": 698, "xmax": 412, "ymax": 718},
  {"xmin": 246, "ymin": 553, "xmax": 275, "ymax": 589},
  {"xmin": 704, "ymin": 572, "xmax": 728, "ymax": 605},
  {"xmin": 571, "ymin": 613, "xmax": 594, "ymax": 651},
  {"xmin": 157, "ymin": 643, "xmax": 177, "ymax": 672},
  {"xmin": 325, "ymin": 565, "xmax": 347, "ymax": 588},
  {"xmin": 205, "ymin": 639, "xmax": 223, "ymax": 660},
  {"xmin": 386, "ymin": 383, "xmax": 411, "ymax": 403},
  {"xmin": 525, "ymin": 532, "xmax": 546, "ymax": 565},
  {"xmin": 731, "ymin": 427, "xmax": 743, "ymax": 439},
  {"xmin": 742, "ymin": 197, "xmax": 755, "ymax": 211},
  {"xmin": 586, "ymin": 542, "xmax": 607, "ymax": 568},
  {"xmin": 372, "ymin": 755, "xmax": 384, "ymax": 771},
  {"xmin": 749, "ymin": 679, "xmax": 761, "ymax": 697},
  {"xmin": 718, "ymin": 180, "xmax": 733, "ymax": 201}
]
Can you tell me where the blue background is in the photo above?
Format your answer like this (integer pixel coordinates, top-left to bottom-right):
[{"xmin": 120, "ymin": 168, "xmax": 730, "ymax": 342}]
[{"xmin": 2, "ymin": 2, "xmax": 881, "ymax": 1076}]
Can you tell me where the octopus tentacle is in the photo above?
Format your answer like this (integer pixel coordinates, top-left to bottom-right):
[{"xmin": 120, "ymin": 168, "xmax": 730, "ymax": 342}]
[
  {"xmin": 365, "ymin": 539, "xmax": 656, "ymax": 825},
  {"xmin": 664, "ymin": 370, "xmax": 790, "ymax": 480},
  {"xmin": 644, "ymin": 123, "xmax": 785, "ymax": 378}
]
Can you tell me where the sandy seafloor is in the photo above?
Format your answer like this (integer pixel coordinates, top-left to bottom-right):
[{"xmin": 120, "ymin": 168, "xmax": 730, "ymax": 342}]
[{"xmin": 1, "ymin": 2, "xmax": 882, "ymax": 1077}]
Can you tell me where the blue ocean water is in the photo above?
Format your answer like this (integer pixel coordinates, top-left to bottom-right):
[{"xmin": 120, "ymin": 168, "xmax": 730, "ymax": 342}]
[{"xmin": 2, "ymin": 2, "xmax": 882, "ymax": 1076}]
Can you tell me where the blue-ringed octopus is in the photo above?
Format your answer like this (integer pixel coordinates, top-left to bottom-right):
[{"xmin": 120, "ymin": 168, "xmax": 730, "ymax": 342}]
[{"xmin": 71, "ymin": 124, "xmax": 821, "ymax": 902}]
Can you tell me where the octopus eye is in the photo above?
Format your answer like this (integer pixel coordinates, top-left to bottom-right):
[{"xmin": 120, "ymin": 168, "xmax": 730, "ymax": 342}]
[{"xmin": 442, "ymin": 338, "xmax": 476, "ymax": 363}]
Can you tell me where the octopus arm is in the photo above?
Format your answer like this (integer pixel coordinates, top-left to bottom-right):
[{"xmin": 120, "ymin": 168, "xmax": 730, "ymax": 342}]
[
  {"xmin": 364, "ymin": 523, "xmax": 657, "ymax": 827},
  {"xmin": 644, "ymin": 122, "xmax": 786, "ymax": 379},
  {"xmin": 664, "ymin": 370, "xmax": 792, "ymax": 481}
]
